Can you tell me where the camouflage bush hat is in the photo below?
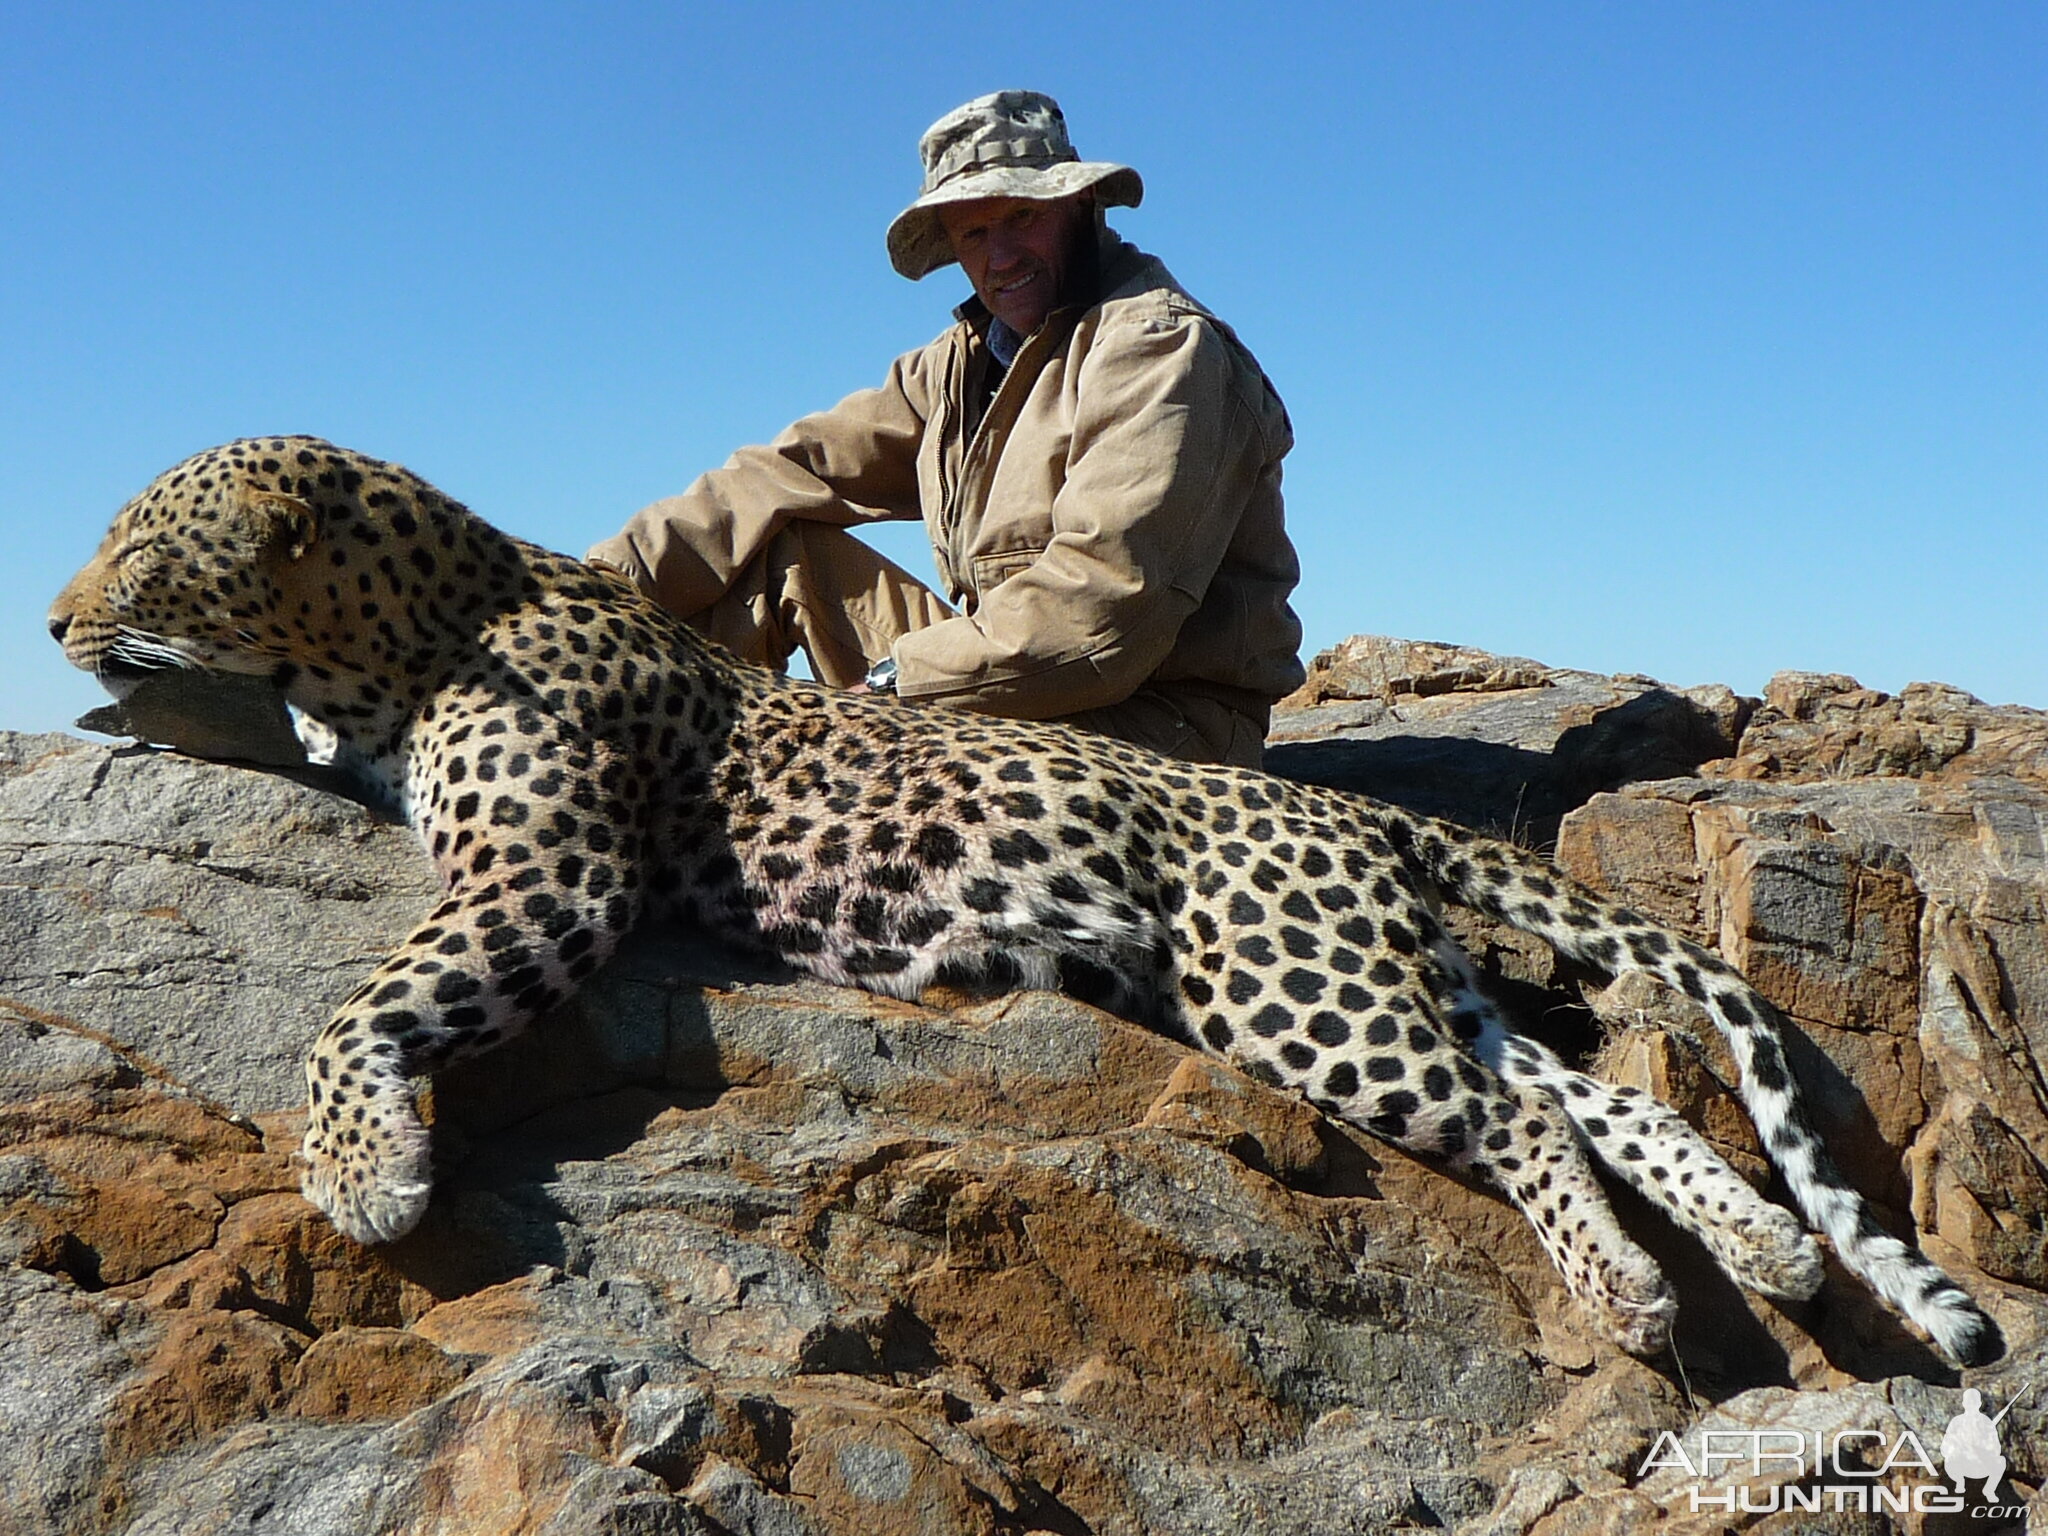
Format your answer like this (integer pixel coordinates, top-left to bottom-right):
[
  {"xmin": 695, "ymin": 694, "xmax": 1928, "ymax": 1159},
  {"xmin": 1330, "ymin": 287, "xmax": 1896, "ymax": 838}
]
[{"xmin": 886, "ymin": 90, "xmax": 1144, "ymax": 281}]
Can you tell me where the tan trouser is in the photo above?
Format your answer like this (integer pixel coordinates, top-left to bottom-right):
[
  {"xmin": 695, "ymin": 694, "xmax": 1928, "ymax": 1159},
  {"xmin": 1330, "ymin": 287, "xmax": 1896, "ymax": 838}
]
[
  {"xmin": 672, "ymin": 522, "xmax": 1265, "ymax": 767},
  {"xmin": 683, "ymin": 521, "xmax": 952, "ymax": 688}
]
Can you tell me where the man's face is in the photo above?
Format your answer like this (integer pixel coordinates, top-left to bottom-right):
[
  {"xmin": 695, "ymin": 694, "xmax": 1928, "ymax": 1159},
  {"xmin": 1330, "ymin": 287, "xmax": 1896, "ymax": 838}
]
[{"xmin": 938, "ymin": 194, "xmax": 1093, "ymax": 337}]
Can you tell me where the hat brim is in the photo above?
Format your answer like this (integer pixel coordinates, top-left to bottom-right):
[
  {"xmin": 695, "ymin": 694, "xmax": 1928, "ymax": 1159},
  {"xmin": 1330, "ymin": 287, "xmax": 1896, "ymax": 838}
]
[{"xmin": 886, "ymin": 161, "xmax": 1143, "ymax": 281}]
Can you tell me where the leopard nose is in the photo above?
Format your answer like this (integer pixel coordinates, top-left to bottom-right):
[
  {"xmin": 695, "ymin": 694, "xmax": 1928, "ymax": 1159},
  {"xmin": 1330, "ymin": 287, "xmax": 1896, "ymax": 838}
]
[{"xmin": 48, "ymin": 612, "xmax": 71, "ymax": 644}]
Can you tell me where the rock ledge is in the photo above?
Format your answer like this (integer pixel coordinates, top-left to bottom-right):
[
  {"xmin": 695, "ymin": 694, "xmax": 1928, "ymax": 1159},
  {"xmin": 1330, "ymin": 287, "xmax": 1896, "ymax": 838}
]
[{"xmin": 3, "ymin": 639, "xmax": 2043, "ymax": 1534}]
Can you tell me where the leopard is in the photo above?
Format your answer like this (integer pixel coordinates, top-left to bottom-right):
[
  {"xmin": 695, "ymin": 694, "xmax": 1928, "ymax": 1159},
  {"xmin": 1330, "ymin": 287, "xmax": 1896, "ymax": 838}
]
[{"xmin": 49, "ymin": 437, "xmax": 2003, "ymax": 1368}]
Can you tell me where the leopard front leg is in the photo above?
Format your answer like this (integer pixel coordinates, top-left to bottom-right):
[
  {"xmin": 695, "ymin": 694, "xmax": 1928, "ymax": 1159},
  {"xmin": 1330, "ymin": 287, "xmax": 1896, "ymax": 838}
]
[{"xmin": 301, "ymin": 845, "xmax": 640, "ymax": 1243}]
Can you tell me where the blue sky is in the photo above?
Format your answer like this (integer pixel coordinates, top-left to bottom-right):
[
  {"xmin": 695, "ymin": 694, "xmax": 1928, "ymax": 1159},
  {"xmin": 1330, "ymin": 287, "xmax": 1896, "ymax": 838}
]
[{"xmin": 6, "ymin": 4, "xmax": 2044, "ymax": 737}]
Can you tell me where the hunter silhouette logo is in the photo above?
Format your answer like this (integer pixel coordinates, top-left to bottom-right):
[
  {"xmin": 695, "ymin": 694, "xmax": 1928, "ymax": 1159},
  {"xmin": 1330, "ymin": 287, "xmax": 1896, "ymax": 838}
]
[{"xmin": 1940, "ymin": 1384, "xmax": 2026, "ymax": 1500}]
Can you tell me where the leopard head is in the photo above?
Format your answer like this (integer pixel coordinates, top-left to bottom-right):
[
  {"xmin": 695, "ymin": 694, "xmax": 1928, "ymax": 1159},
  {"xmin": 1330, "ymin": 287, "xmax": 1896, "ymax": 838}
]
[{"xmin": 49, "ymin": 436, "xmax": 524, "ymax": 704}]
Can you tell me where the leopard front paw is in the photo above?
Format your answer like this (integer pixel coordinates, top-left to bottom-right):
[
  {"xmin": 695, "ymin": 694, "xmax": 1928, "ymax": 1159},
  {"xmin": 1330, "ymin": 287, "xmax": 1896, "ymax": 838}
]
[{"xmin": 298, "ymin": 1083, "xmax": 434, "ymax": 1244}]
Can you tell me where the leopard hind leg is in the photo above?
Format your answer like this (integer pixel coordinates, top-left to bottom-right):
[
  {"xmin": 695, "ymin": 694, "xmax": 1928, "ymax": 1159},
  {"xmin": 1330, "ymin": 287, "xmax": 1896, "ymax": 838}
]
[
  {"xmin": 1178, "ymin": 982, "xmax": 1679, "ymax": 1355},
  {"xmin": 1399, "ymin": 812, "xmax": 2004, "ymax": 1366},
  {"xmin": 1432, "ymin": 940, "xmax": 1824, "ymax": 1302},
  {"xmin": 1464, "ymin": 1078, "xmax": 1681, "ymax": 1356}
]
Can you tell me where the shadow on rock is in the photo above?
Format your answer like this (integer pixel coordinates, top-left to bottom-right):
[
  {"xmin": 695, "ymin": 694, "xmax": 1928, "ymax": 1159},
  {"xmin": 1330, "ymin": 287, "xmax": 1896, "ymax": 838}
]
[{"xmin": 1268, "ymin": 686, "xmax": 1737, "ymax": 843}]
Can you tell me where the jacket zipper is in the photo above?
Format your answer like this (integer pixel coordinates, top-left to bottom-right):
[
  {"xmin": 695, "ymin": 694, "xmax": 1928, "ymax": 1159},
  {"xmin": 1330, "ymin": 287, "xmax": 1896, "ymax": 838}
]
[{"xmin": 939, "ymin": 313, "xmax": 1081, "ymax": 609}]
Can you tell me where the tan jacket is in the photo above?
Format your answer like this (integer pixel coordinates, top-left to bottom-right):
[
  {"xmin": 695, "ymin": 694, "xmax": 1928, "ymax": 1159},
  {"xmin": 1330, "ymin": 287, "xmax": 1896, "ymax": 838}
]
[{"xmin": 591, "ymin": 235, "xmax": 1306, "ymax": 732}]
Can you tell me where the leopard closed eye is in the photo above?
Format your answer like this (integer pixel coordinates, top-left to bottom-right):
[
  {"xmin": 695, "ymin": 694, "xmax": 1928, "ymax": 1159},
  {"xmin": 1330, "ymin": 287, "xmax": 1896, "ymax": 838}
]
[{"xmin": 47, "ymin": 437, "xmax": 2005, "ymax": 1368}]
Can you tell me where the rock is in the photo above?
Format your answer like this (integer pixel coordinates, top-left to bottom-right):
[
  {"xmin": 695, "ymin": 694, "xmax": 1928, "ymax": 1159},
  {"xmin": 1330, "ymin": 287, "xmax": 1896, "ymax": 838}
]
[
  {"xmin": 1717, "ymin": 672, "xmax": 2048, "ymax": 790},
  {"xmin": 0, "ymin": 730, "xmax": 435, "ymax": 1112},
  {"xmin": 1266, "ymin": 635, "xmax": 1749, "ymax": 841},
  {"xmin": 74, "ymin": 670, "xmax": 309, "ymax": 769},
  {"xmin": 2, "ymin": 643, "xmax": 2043, "ymax": 1534}
]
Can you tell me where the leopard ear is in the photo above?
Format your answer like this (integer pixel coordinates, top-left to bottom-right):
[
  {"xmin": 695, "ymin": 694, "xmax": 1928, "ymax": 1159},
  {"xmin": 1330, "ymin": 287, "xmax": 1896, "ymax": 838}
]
[{"xmin": 243, "ymin": 490, "xmax": 322, "ymax": 562}]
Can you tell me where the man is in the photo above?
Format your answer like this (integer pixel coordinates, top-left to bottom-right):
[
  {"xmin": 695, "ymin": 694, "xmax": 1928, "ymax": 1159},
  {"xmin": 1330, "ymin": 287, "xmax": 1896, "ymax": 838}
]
[{"xmin": 589, "ymin": 90, "xmax": 1305, "ymax": 766}]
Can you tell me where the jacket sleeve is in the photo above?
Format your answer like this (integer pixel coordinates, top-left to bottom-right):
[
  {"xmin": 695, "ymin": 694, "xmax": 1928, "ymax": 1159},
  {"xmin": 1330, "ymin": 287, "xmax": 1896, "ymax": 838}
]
[
  {"xmin": 893, "ymin": 310, "xmax": 1275, "ymax": 716},
  {"xmin": 586, "ymin": 350, "xmax": 934, "ymax": 618}
]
